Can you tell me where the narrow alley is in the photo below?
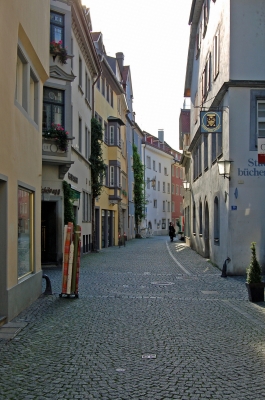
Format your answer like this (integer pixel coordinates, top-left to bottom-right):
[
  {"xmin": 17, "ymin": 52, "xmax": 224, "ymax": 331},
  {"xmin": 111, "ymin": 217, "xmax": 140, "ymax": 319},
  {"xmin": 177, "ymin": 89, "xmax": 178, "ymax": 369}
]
[{"xmin": 1, "ymin": 236, "xmax": 265, "ymax": 400}]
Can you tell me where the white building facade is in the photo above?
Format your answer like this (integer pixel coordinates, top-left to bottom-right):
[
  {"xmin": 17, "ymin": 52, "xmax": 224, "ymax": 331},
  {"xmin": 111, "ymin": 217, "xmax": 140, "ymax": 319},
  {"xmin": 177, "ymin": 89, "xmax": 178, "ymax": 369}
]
[
  {"xmin": 142, "ymin": 131, "xmax": 174, "ymax": 236},
  {"xmin": 184, "ymin": 0, "xmax": 265, "ymax": 274}
]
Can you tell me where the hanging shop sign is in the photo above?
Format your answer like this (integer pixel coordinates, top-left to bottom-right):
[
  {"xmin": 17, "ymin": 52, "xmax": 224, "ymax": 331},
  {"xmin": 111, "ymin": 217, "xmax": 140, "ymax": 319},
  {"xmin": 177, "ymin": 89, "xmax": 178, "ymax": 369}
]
[
  {"xmin": 258, "ymin": 138, "xmax": 265, "ymax": 164},
  {"xmin": 200, "ymin": 111, "xmax": 222, "ymax": 133}
]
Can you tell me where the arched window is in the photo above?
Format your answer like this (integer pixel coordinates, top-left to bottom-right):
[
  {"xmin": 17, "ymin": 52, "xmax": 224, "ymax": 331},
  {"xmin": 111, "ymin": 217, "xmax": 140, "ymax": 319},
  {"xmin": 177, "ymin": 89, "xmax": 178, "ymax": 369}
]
[
  {"xmin": 214, "ymin": 196, "xmax": 219, "ymax": 243},
  {"xmin": 199, "ymin": 200, "xmax": 202, "ymax": 235},
  {"xmin": 193, "ymin": 202, "xmax": 196, "ymax": 234}
]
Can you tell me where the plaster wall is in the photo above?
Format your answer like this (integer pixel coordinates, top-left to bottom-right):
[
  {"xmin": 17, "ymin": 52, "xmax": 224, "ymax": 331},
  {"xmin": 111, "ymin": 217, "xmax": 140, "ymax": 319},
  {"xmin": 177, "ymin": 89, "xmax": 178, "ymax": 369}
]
[
  {"xmin": 230, "ymin": 0, "xmax": 265, "ymax": 80},
  {"xmin": 0, "ymin": 0, "xmax": 49, "ymax": 319},
  {"xmin": 190, "ymin": 0, "xmax": 230, "ymax": 140}
]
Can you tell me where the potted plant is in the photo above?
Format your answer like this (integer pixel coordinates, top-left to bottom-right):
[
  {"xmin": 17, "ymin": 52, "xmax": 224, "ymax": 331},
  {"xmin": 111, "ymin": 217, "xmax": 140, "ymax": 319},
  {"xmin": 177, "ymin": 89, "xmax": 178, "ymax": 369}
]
[
  {"xmin": 43, "ymin": 123, "xmax": 69, "ymax": 152},
  {"xmin": 246, "ymin": 242, "xmax": 265, "ymax": 302},
  {"xmin": 50, "ymin": 40, "xmax": 68, "ymax": 64}
]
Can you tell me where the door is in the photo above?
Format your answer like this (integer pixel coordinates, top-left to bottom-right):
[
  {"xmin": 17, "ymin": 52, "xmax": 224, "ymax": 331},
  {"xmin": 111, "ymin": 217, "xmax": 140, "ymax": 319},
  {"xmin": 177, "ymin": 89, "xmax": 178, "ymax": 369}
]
[{"xmin": 41, "ymin": 201, "xmax": 57, "ymax": 263}]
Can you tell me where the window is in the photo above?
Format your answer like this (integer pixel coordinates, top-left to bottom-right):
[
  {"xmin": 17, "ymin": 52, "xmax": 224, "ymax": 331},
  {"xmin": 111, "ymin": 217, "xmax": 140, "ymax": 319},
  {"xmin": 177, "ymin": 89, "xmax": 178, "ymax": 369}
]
[
  {"xmin": 152, "ymin": 180, "xmax": 156, "ymax": 190},
  {"xmin": 154, "ymin": 199, "xmax": 157, "ymax": 208},
  {"xmin": 180, "ymin": 168, "xmax": 183, "ymax": 179},
  {"xmin": 43, "ymin": 87, "xmax": 64, "ymax": 130},
  {"xmin": 204, "ymin": 134, "xmax": 208, "ymax": 169},
  {"xmin": 213, "ymin": 30, "xmax": 220, "ymax": 79},
  {"xmin": 29, "ymin": 69, "xmax": 38, "ymax": 123},
  {"xmin": 104, "ymin": 122, "xmax": 108, "ymax": 144},
  {"xmin": 164, "ymin": 167, "xmax": 168, "ymax": 175},
  {"xmin": 106, "ymin": 83, "xmax": 110, "ymax": 102},
  {"xmin": 163, "ymin": 201, "xmax": 166, "ymax": 212},
  {"xmin": 79, "ymin": 57, "xmax": 82, "ymax": 88},
  {"xmin": 250, "ymin": 90, "xmax": 265, "ymax": 150},
  {"xmin": 163, "ymin": 182, "xmax": 165, "ymax": 193},
  {"xmin": 202, "ymin": 54, "xmax": 211, "ymax": 102},
  {"xmin": 257, "ymin": 101, "xmax": 265, "ymax": 138},
  {"xmin": 16, "ymin": 48, "xmax": 39, "ymax": 124},
  {"xmin": 101, "ymin": 77, "xmax": 105, "ymax": 96},
  {"xmin": 85, "ymin": 72, "xmax": 91, "ymax": 103},
  {"xmin": 85, "ymin": 127, "xmax": 90, "ymax": 160},
  {"xmin": 18, "ymin": 187, "xmax": 34, "ymax": 278},
  {"xmin": 168, "ymin": 201, "xmax": 170, "ymax": 212},
  {"xmin": 83, "ymin": 191, "xmax": 89, "ymax": 222},
  {"xmin": 78, "ymin": 117, "xmax": 82, "ymax": 152},
  {"xmin": 202, "ymin": 0, "xmax": 209, "ymax": 37},
  {"xmin": 16, "ymin": 51, "xmax": 26, "ymax": 108},
  {"xmin": 111, "ymin": 90, "xmax": 113, "ymax": 107},
  {"xmin": 193, "ymin": 202, "xmax": 196, "ymax": 234},
  {"xmin": 158, "ymin": 181, "xmax": 160, "ymax": 191},
  {"xmin": 110, "ymin": 166, "xmax": 114, "ymax": 186},
  {"xmin": 167, "ymin": 183, "xmax": 170, "ymax": 194},
  {"xmin": 109, "ymin": 126, "xmax": 114, "ymax": 145},
  {"xmin": 50, "ymin": 11, "xmax": 64, "ymax": 44},
  {"xmin": 176, "ymin": 167, "xmax": 179, "ymax": 178},
  {"xmin": 212, "ymin": 133, "xmax": 222, "ymax": 162},
  {"xmin": 146, "ymin": 178, "xmax": 150, "ymax": 189},
  {"xmin": 172, "ymin": 165, "xmax": 175, "ymax": 176},
  {"xmin": 159, "ymin": 163, "xmax": 161, "ymax": 173},
  {"xmin": 172, "ymin": 184, "xmax": 175, "ymax": 195},
  {"xmin": 153, "ymin": 160, "xmax": 156, "ymax": 171},
  {"xmin": 199, "ymin": 201, "xmax": 202, "ymax": 235},
  {"xmin": 176, "ymin": 185, "xmax": 179, "ymax": 195},
  {"xmin": 162, "ymin": 218, "xmax": 166, "ymax": 229},
  {"xmin": 172, "ymin": 202, "xmax": 175, "ymax": 212},
  {"xmin": 146, "ymin": 156, "xmax": 151, "ymax": 169},
  {"xmin": 214, "ymin": 196, "xmax": 219, "ymax": 243}
]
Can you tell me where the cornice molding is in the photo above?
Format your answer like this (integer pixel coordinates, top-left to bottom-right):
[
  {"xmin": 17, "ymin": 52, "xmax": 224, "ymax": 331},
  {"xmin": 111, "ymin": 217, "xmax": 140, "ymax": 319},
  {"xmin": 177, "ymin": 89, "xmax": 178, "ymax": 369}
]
[{"xmin": 50, "ymin": 65, "xmax": 76, "ymax": 82}]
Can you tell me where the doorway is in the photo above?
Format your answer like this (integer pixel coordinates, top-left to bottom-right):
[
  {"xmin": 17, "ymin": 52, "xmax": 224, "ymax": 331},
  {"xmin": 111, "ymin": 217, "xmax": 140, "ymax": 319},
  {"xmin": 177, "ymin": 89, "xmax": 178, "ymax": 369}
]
[
  {"xmin": 204, "ymin": 201, "xmax": 210, "ymax": 258},
  {"xmin": 41, "ymin": 201, "xmax": 57, "ymax": 263}
]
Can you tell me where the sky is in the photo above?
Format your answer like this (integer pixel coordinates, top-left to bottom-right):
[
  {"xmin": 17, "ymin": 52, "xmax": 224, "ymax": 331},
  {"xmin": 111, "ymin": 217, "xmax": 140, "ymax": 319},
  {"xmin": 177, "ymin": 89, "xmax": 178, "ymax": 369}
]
[{"xmin": 82, "ymin": 0, "xmax": 192, "ymax": 152}]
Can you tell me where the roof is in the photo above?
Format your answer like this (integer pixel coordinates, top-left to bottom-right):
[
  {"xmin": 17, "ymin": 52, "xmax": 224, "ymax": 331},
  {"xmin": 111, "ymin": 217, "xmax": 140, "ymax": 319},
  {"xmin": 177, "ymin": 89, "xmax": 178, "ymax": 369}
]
[{"xmin": 91, "ymin": 32, "xmax": 101, "ymax": 41}]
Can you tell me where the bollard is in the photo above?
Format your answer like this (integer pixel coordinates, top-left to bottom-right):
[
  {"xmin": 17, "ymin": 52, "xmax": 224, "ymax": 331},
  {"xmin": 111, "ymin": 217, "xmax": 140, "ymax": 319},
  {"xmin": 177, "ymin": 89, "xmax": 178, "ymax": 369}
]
[
  {"xmin": 221, "ymin": 257, "xmax": 231, "ymax": 278},
  {"xmin": 42, "ymin": 273, "xmax": 53, "ymax": 295}
]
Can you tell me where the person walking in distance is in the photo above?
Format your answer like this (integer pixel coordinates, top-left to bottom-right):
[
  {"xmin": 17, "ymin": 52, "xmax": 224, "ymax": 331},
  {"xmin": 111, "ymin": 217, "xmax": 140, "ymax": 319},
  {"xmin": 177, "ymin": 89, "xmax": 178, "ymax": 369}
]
[{"xmin": 169, "ymin": 222, "xmax": 175, "ymax": 242}]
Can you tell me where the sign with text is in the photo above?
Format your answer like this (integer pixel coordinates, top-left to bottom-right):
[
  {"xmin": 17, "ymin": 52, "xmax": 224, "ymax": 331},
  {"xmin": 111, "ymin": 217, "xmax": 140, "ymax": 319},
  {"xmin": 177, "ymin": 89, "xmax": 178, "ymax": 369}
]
[
  {"xmin": 200, "ymin": 111, "xmax": 222, "ymax": 133},
  {"xmin": 258, "ymin": 138, "xmax": 265, "ymax": 164}
]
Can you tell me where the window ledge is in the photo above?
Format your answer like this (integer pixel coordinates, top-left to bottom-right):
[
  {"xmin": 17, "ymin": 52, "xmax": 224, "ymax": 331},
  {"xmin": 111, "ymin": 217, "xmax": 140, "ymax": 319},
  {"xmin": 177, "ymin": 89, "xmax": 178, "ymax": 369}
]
[
  {"xmin": 199, "ymin": 234, "xmax": 203, "ymax": 237},
  {"xmin": 193, "ymin": 233, "xmax": 196, "ymax": 236}
]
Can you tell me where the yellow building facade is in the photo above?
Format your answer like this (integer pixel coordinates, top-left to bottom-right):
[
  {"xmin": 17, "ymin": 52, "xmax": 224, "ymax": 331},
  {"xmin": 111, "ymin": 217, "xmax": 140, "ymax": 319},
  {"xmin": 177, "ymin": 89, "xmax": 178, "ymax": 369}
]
[
  {"xmin": 0, "ymin": 0, "xmax": 49, "ymax": 321},
  {"xmin": 92, "ymin": 34, "xmax": 128, "ymax": 248}
]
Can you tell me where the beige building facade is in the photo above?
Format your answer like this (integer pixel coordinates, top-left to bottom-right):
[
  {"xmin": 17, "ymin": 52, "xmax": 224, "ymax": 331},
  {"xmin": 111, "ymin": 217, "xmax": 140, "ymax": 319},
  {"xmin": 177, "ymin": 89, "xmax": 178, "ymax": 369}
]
[{"xmin": 0, "ymin": 0, "xmax": 49, "ymax": 321}]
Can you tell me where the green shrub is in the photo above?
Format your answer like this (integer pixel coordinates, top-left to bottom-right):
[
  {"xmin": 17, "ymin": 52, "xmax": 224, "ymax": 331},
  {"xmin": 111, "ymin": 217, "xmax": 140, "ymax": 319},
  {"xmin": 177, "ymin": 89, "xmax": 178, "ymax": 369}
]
[{"xmin": 246, "ymin": 242, "xmax": 262, "ymax": 283}]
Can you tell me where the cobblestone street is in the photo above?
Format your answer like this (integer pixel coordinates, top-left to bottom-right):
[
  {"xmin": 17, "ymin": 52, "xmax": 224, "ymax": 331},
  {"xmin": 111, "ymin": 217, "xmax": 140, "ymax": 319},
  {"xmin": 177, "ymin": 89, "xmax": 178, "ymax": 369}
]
[{"xmin": 1, "ymin": 236, "xmax": 265, "ymax": 399}]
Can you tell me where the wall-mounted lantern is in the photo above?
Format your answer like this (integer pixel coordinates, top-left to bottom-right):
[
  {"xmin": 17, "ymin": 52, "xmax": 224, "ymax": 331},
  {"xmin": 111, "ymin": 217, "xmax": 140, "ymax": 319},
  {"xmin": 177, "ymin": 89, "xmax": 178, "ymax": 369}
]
[
  {"xmin": 217, "ymin": 160, "xmax": 233, "ymax": 180},
  {"xmin": 183, "ymin": 181, "xmax": 190, "ymax": 191}
]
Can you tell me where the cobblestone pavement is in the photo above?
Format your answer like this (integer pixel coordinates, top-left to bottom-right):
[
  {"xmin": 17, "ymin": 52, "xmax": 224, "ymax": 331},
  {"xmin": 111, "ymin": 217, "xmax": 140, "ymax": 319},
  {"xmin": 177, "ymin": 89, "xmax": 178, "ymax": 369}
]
[{"xmin": 1, "ymin": 236, "xmax": 265, "ymax": 399}]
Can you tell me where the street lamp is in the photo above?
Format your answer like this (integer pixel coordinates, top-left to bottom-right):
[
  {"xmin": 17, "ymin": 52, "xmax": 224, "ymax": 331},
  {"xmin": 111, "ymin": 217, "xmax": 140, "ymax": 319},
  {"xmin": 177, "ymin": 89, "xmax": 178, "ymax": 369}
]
[
  {"xmin": 183, "ymin": 181, "xmax": 190, "ymax": 190},
  {"xmin": 217, "ymin": 159, "xmax": 233, "ymax": 180}
]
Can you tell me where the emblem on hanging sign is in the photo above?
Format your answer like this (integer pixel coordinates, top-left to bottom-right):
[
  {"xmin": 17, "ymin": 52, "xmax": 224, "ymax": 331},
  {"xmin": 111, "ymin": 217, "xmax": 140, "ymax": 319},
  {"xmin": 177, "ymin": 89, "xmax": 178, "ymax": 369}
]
[
  {"xmin": 258, "ymin": 138, "xmax": 265, "ymax": 164},
  {"xmin": 200, "ymin": 111, "xmax": 222, "ymax": 133}
]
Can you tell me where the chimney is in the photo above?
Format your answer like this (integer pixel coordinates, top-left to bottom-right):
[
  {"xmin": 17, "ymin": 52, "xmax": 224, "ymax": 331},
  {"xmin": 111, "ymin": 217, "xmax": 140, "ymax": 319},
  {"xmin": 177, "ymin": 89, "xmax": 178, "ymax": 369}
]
[
  {"xmin": 116, "ymin": 52, "xmax": 124, "ymax": 71},
  {"xmin": 158, "ymin": 129, "xmax": 164, "ymax": 144}
]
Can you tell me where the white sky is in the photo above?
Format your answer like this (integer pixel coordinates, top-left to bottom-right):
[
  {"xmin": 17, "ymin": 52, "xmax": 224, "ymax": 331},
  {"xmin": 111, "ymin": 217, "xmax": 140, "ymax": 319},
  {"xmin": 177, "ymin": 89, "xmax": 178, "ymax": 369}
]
[{"xmin": 82, "ymin": 0, "xmax": 191, "ymax": 151}]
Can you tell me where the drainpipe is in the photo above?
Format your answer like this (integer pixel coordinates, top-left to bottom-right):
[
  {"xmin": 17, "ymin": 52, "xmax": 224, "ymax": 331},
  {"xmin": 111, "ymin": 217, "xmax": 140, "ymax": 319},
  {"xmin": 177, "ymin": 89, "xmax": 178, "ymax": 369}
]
[{"xmin": 92, "ymin": 54, "xmax": 103, "ymax": 117}]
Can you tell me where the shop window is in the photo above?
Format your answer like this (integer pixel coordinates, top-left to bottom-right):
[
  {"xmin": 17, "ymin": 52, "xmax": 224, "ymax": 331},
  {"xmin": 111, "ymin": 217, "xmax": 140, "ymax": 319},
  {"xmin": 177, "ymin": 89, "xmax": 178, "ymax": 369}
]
[
  {"xmin": 18, "ymin": 187, "xmax": 34, "ymax": 279},
  {"xmin": 214, "ymin": 196, "xmax": 220, "ymax": 243}
]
